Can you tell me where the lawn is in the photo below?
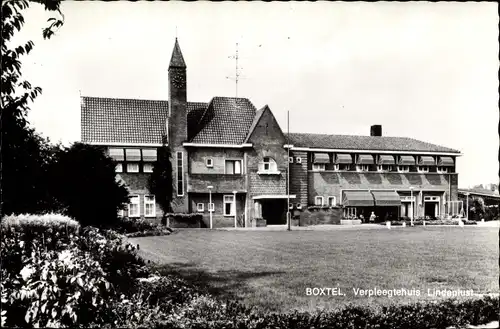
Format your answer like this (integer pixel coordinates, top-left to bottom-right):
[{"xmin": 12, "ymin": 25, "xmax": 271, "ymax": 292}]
[{"xmin": 129, "ymin": 227, "xmax": 499, "ymax": 313}]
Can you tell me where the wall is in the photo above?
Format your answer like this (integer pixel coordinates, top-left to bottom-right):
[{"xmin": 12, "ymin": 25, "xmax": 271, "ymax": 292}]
[
  {"xmin": 299, "ymin": 208, "xmax": 342, "ymax": 226},
  {"xmin": 245, "ymin": 107, "xmax": 288, "ymax": 225},
  {"xmin": 189, "ymin": 148, "xmax": 244, "ymax": 174},
  {"xmin": 290, "ymin": 150, "xmax": 308, "ymax": 207},
  {"xmin": 190, "ymin": 193, "xmax": 246, "ymax": 228},
  {"xmin": 117, "ymin": 173, "xmax": 163, "ymax": 221},
  {"xmin": 308, "ymin": 171, "xmax": 458, "ymax": 218}
]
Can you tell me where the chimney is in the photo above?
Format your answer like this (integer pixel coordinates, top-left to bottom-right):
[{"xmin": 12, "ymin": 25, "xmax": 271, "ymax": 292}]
[{"xmin": 370, "ymin": 125, "xmax": 382, "ymax": 137}]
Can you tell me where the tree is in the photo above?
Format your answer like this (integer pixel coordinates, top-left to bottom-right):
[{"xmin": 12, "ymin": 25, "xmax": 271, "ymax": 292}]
[
  {"xmin": 148, "ymin": 145, "xmax": 173, "ymax": 223},
  {"xmin": 1, "ymin": 0, "xmax": 64, "ymax": 216},
  {"xmin": 50, "ymin": 143, "xmax": 129, "ymax": 227}
]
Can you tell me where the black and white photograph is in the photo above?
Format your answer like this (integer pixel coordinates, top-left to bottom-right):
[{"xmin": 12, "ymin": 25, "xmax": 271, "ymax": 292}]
[{"xmin": 1, "ymin": 1, "xmax": 499, "ymax": 328}]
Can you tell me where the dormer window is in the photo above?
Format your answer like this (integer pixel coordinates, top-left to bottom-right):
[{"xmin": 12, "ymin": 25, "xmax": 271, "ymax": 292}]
[{"xmin": 258, "ymin": 157, "xmax": 280, "ymax": 174}]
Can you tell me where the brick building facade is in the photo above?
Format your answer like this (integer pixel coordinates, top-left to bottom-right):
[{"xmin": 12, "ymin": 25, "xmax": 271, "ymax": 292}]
[{"xmin": 81, "ymin": 39, "xmax": 462, "ymax": 227}]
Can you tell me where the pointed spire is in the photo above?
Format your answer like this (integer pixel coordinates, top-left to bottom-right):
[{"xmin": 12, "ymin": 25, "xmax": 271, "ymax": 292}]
[{"xmin": 169, "ymin": 38, "xmax": 186, "ymax": 68}]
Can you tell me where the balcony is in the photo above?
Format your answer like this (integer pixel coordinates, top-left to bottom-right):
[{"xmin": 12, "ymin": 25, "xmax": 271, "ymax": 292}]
[{"xmin": 187, "ymin": 173, "xmax": 246, "ymax": 193}]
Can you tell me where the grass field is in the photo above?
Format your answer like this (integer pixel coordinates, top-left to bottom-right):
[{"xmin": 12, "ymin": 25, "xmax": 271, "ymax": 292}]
[{"xmin": 129, "ymin": 227, "xmax": 499, "ymax": 313}]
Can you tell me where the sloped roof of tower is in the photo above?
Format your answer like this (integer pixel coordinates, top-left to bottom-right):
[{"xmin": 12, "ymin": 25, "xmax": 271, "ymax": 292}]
[{"xmin": 169, "ymin": 38, "xmax": 186, "ymax": 68}]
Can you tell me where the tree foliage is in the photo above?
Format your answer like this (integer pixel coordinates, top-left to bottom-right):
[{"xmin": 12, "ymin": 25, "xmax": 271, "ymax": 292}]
[
  {"xmin": 1, "ymin": 0, "xmax": 64, "ymax": 216},
  {"xmin": 49, "ymin": 143, "xmax": 129, "ymax": 227},
  {"xmin": 148, "ymin": 145, "xmax": 173, "ymax": 221}
]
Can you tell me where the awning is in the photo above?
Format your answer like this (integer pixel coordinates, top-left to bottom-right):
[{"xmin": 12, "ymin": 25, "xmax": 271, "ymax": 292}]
[
  {"xmin": 108, "ymin": 148, "xmax": 124, "ymax": 161},
  {"xmin": 371, "ymin": 191, "xmax": 401, "ymax": 206},
  {"xmin": 313, "ymin": 153, "xmax": 330, "ymax": 164},
  {"xmin": 252, "ymin": 195, "xmax": 296, "ymax": 200},
  {"xmin": 125, "ymin": 149, "xmax": 141, "ymax": 161},
  {"xmin": 419, "ymin": 156, "xmax": 435, "ymax": 166},
  {"xmin": 378, "ymin": 155, "xmax": 395, "ymax": 165},
  {"xmin": 438, "ymin": 156, "xmax": 454, "ymax": 167},
  {"xmin": 398, "ymin": 155, "xmax": 416, "ymax": 166},
  {"xmin": 342, "ymin": 191, "xmax": 374, "ymax": 207},
  {"xmin": 142, "ymin": 149, "xmax": 158, "ymax": 162},
  {"xmin": 335, "ymin": 154, "xmax": 353, "ymax": 164},
  {"xmin": 357, "ymin": 154, "xmax": 374, "ymax": 165}
]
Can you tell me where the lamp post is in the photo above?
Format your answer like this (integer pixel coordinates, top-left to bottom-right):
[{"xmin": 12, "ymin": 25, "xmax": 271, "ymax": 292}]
[
  {"xmin": 233, "ymin": 191, "xmax": 237, "ymax": 228},
  {"xmin": 465, "ymin": 192, "xmax": 470, "ymax": 221},
  {"xmin": 208, "ymin": 185, "xmax": 213, "ymax": 229},
  {"xmin": 409, "ymin": 186, "xmax": 414, "ymax": 226}
]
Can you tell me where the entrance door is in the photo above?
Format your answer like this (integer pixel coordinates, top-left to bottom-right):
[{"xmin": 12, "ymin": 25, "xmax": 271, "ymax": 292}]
[{"xmin": 261, "ymin": 200, "xmax": 286, "ymax": 225}]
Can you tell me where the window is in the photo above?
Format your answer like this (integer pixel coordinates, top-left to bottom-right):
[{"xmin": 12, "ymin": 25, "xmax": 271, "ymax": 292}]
[
  {"xmin": 143, "ymin": 163, "xmax": 154, "ymax": 173},
  {"xmin": 296, "ymin": 203, "xmax": 302, "ymax": 209},
  {"xmin": 288, "ymin": 157, "xmax": 294, "ymax": 163},
  {"xmin": 328, "ymin": 196, "xmax": 337, "ymax": 207},
  {"xmin": 196, "ymin": 203, "xmax": 204, "ymax": 212},
  {"xmin": 437, "ymin": 166, "xmax": 448, "ymax": 174},
  {"xmin": 260, "ymin": 157, "xmax": 278, "ymax": 173},
  {"xmin": 417, "ymin": 166, "xmax": 429, "ymax": 173},
  {"xmin": 343, "ymin": 207, "xmax": 356, "ymax": 218},
  {"xmin": 225, "ymin": 160, "xmax": 242, "ymax": 175},
  {"xmin": 144, "ymin": 195, "xmax": 156, "ymax": 217},
  {"xmin": 206, "ymin": 158, "xmax": 213, "ymax": 167},
  {"xmin": 128, "ymin": 195, "xmax": 140, "ymax": 218},
  {"xmin": 314, "ymin": 196, "xmax": 324, "ymax": 206},
  {"xmin": 115, "ymin": 163, "xmax": 123, "ymax": 173},
  {"xmin": 127, "ymin": 163, "xmax": 139, "ymax": 173},
  {"xmin": 177, "ymin": 152, "xmax": 184, "ymax": 196},
  {"xmin": 223, "ymin": 195, "xmax": 235, "ymax": 216},
  {"xmin": 208, "ymin": 203, "xmax": 215, "ymax": 212},
  {"xmin": 295, "ymin": 157, "xmax": 302, "ymax": 164},
  {"xmin": 356, "ymin": 165, "xmax": 370, "ymax": 172},
  {"xmin": 312, "ymin": 163, "xmax": 326, "ymax": 171},
  {"xmin": 377, "ymin": 165, "xmax": 393, "ymax": 172},
  {"xmin": 335, "ymin": 164, "xmax": 350, "ymax": 171},
  {"xmin": 398, "ymin": 165, "xmax": 410, "ymax": 173}
]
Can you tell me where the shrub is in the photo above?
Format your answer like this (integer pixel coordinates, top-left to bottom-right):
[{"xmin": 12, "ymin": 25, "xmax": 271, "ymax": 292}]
[
  {"xmin": 113, "ymin": 217, "xmax": 172, "ymax": 237},
  {"xmin": 165, "ymin": 213, "xmax": 202, "ymax": 228},
  {"xmin": 49, "ymin": 142, "xmax": 129, "ymax": 227}
]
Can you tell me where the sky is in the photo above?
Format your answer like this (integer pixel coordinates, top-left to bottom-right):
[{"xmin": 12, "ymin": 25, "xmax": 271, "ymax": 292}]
[{"xmin": 12, "ymin": 1, "xmax": 499, "ymax": 188}]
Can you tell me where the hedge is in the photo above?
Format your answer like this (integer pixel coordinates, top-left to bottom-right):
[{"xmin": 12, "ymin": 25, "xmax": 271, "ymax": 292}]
[{"xmin": 164, "ymin": 213, "xmax": 203, "ymax": 228}]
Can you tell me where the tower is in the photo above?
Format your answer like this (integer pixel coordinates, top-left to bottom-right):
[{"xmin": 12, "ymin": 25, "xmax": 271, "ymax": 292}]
[
  {"xmin": 168, "ymin": 38, "xmax": 187, "ymax": 147},
  {"xmin": 168, "ymin": 38, "xmax": 189, "ymax": 212}
]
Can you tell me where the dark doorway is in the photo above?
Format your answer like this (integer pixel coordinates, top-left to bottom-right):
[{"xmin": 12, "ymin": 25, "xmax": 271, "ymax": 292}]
[
  {"xmin": 424, "ymin": 202, "xmax": 437, "ymax": 219},
  {"xmin": 261, "ymin": 199, "xmax": 287, "ymax": 225}
]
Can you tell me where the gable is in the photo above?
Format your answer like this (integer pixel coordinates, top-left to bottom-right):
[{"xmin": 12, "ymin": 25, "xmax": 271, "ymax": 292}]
[{"xmin": 246, "ymin": 105, "xmax": 286, "ymax": 145}]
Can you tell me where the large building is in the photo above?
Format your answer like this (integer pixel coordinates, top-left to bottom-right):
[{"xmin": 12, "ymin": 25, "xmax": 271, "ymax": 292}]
[{"xmin": 81, "ymin": 39, "xmax": 462, "ymax": 227}]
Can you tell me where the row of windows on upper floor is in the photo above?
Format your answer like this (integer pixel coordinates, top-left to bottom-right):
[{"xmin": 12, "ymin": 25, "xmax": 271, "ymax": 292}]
[{"xmin": 309, "ymin": 164, "xmax": 453, "ymax": 174}]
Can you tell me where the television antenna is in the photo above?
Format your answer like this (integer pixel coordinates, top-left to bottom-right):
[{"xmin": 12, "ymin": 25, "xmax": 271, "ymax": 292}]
[{"xmin": 226, "ymin": 42, "xmax": 244, "ymax": 97}]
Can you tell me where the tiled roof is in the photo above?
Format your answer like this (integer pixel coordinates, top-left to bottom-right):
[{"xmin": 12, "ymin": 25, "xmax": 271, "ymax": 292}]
[
  {"xmin": 81, "ymin": 96, "xmax": 208, "ymax": 145},
  {"xmin": 190, "ymin": 97, "xmax": 257, "ymax": 144},
  {"xmin": 187, "ymin": 102, "xmax": 209, "ymax": 140},
  {"xmin": 288, "ymin": 133, "xmax": 460, "ymax": 153},
  {"xmin": 81, "ymin": 96, "xmax": 168, "ymax": 144}
]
